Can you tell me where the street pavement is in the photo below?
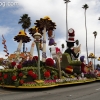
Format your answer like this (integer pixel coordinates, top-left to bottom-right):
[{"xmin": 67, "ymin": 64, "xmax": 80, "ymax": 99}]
[{"xmin": 0, "ymin": 82, "xmax": 100, "ymax": 100}]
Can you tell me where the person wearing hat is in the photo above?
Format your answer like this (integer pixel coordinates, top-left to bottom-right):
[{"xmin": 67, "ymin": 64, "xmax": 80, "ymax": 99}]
[
  {"xmin": 80, "ymin": 56, "xmax": 86, "ymax": 73},
  {"xmin": 64, "ymin": 28, "xmax": 80, "ymax": 60}
]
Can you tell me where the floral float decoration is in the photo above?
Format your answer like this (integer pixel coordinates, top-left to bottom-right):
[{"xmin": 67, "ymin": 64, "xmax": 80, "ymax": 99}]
[
  {"xmin": 2, "ymin": 35, "xmax": 9, "ymax": 57},
  {"xmin": 14, "ymin": 30, "xmax": 31, "ymax": 53},
  {"xmin": 0, "ymin": 15, "xmax": 100, "ymax": 89}
]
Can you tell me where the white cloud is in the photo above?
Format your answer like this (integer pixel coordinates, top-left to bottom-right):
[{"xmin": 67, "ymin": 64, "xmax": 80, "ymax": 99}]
[
  {"xmin": 1, "ymin": 0, "xmax": 100, "ymax": 65},
  {"xmin": 0, "ymin": 26, "xmax": 13, "ymax": 36}
]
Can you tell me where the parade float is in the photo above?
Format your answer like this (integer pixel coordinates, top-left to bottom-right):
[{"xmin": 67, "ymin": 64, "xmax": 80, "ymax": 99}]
[{"xmin": 0, "ymin": 16, "xmax": 100, "ymax": 89}]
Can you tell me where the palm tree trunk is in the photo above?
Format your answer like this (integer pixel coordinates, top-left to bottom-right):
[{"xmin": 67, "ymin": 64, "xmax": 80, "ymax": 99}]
[
  {"xmin": 84, "ymin": 9, "xmax": 89, "ymax": 64},
  {"xmin": 93, "ymin": 36, "xmax": 95, "ymax": 71},
  {"xmin": 42, "ymin": 27, "xmax": 46, "ymax": 62},
  {"xmin": 66, "ymin": 2, "xmax": 68, "ymax": 49}
]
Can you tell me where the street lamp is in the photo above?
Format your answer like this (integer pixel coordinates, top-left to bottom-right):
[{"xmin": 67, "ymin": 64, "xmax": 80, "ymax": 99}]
[
  {"xmin": 63, "ymin": 0, "xmax": 71, "ymax": 47},
  {"xmin": 93, "ymin": 31, "xmax": 97, "ymax": 71},
  {"xmin": 33, "ymin": 31, "xmax": 42, "ymax": 80}
]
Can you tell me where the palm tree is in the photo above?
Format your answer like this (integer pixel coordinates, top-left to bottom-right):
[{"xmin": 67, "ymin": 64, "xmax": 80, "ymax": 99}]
[
  {"xmin": 63, "ymin": 0, "xmax": 70, "ymax": 48},
  {"xmin": 93, "ymin": 31, "xmax": 97, "ymax": 70},
  {"xmin": 82, "ymin": 4, "xmax": 89, "ymax": 64},
  {"xmin": 18, "ymin": 14, "xmax": 31, "ymax": 52}
]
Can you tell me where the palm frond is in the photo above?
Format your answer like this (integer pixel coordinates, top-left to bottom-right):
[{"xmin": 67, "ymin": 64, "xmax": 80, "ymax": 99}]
[
  {"xmin": 18, "ymin": 14, "xmax": 31, "ymax": 29},
  {"xmin": 93, "ymin": 31, "xmax": 97, "ymax": 38},
  {"xmin": 63, "ymin": 0, "xmax": 70, "ymax": 3},
  {"xmin": 82, "ymin": 4, "xmax": 89, "ymax": 10}
]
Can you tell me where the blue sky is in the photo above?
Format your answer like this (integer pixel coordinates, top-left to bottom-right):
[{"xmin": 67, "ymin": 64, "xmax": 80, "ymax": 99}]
[{"xmin": 0, "ymin": 0, "xmax": 100, "ymax": 65}]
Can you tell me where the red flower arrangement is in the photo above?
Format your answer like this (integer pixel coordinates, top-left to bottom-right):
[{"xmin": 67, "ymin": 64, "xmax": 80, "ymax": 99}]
[
  {"xmin": 31, "ymin": 73, "xmax": 37, "ymax": 79},
  {"xmin": 45, "ymin": 58, "xmax": 54, "ymax": 66},
  {"xmin": 44, "ymin": 71, "xmax": 50, "ymax": 78},
  {"xmin": 12, "ymin": 75, "xmax": 17, "ymax": 81},
  {"xmin": 33, "ymin": 56, "xmax": 38, "ymax": 61},
  {"xmin": 17, "ymin": 64, "xmax": 22, "ymax": 69},
  {"xmin": 3, "ymin": 74, "xmax": 8, "ymax": 79},
  {"xmin": 18, "ymin": 72, "xmax": 23, "ymax": 77},
  {"xmin": 54, "ymin": 75, "xmax": 58, "ymax": 79},
  {"xmin": 11, "ymin": 61, "xmax": 16, "ymax": 67},
  {"xmin": 19, "ymin": 80, "xmax": 24, "ymax": 84},
  {"xmin": 0, "ymin": 73, "xmax": 2, "ymax": 77},
  {"xmin": 28, "ymin": 70, "xmax": 37, "ymax": 79},
  {"xmin": 28, "ymin": 70, "xmax": 33, "ymax": 76},
  {"xmin": 0, "ymin": 77, "xmax": 2, "ymax": 81}
]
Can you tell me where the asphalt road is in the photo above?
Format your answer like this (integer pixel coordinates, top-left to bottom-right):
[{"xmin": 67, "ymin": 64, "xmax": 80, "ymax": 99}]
[{"xmin": 0, "ymin": 82, "xmax": 100, "ymax": 100}]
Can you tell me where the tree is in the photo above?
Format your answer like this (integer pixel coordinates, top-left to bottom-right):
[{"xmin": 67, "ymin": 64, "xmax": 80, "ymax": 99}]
[
  {"xmin": 18, "ymin": 14, "xmax": 31, "ymax": 52},
  {"xmin": 63, "ymin": 0, "xmax": 71, "ymax": 48},
  {"xmin": 93, "ymin": 31, "xmax": 97, "ymax": 70},
  {"xmin": 82, "ymin": 4, "xmax": 89, "ymax": 64}
]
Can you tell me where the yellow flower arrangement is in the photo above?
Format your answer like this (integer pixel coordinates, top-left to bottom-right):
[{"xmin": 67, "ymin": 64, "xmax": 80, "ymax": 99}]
[
  {"xmin": 43, "ymin": 16, "xmax": 51, "ymax": 20},
  {"xmin": 32, "ymin": 26, "xmax": 36, "ymax": 29},
  {"xmin": 18, "ymin": 30, "xmax": 27, "ymax": 36},
  {"xmin": 98, "ymin": 57, "xmax": 100, "ymax": 61},
  {"xmin": 88, "ymin": 53, "xmax": 96, "ymax": 58},
  {"xmin": 34, "ymin": 80, "xmax": 44, "ymax": 83}
]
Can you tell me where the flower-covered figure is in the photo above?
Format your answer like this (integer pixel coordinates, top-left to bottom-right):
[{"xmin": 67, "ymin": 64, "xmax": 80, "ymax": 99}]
[
  {"xmin": 51, "ymin": 47, "xmax": 62, "ymax": 78},
  {"xmin": 48, "ymin": 30, "xmax": 56, "ymax": 46},
  {"xmin": 64, "ymin": 28, "xmax": 80, "ymax": 59},
  {"xmin": 80, "ymin": 56, "xmax": 86, "ymax": 73}
]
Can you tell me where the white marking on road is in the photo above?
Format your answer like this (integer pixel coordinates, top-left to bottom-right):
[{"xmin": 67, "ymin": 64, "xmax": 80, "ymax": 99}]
[{"xmin": 96, "ymin": 88, "xmax": 100, "ymax": 90}]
